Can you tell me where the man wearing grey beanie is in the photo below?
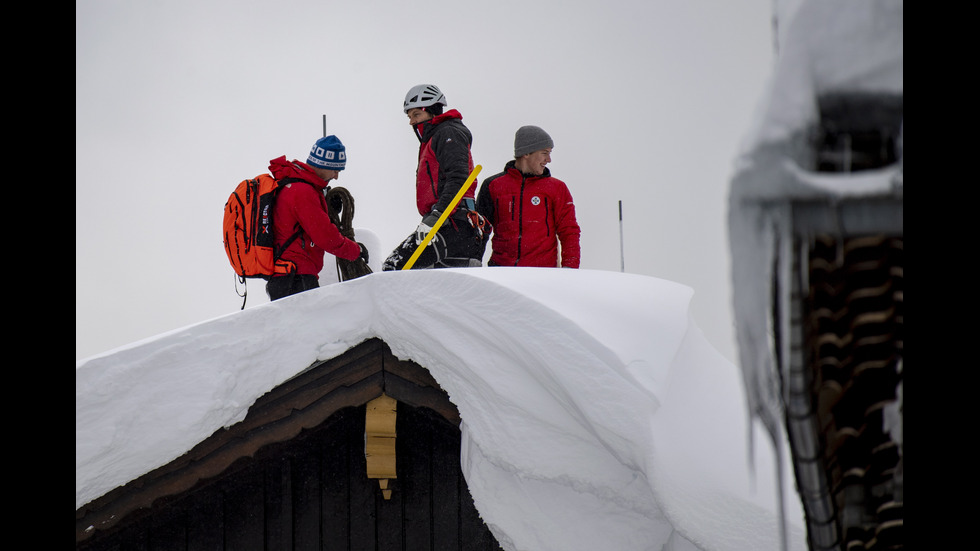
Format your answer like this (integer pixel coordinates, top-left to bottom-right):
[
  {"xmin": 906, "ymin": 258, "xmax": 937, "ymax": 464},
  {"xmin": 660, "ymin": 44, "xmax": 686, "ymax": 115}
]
[{"xmin": 476, "ymin": 126, "xmax": 581, "ymax": 268}]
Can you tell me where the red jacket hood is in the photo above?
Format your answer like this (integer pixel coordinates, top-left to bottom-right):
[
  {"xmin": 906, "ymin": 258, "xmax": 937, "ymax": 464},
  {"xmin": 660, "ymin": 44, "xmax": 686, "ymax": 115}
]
[
  {"xmin": 432, "ymin": 108, "xmax": 463, "ymax": 124},
  {"xmin": 413, "ymin": 109, "xmax": 465, "ymax": 142},
  {"xmin": 268, "ymin": 156, "xmax": 330, "ymax": 191}
]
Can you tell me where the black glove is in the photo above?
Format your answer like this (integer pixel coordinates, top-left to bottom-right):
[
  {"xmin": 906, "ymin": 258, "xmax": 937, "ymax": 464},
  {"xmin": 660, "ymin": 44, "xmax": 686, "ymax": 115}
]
[
  {"xmin": 329, "ymin": 193, "xmax": 344, "ymax": 213},
  {"xmin": 357, "ymin": 242, "xmax": 369, "ymax": 264}
]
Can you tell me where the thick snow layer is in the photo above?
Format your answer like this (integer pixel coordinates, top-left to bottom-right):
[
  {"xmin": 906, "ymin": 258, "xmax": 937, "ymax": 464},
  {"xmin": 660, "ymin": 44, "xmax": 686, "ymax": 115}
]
[
  {"xmin": 76, "ymin": 268, "xmax": 806, "ymax": 551},
  {"xmin": 739, "ymin": 0, "xmax": 903, "ymax": 152}
]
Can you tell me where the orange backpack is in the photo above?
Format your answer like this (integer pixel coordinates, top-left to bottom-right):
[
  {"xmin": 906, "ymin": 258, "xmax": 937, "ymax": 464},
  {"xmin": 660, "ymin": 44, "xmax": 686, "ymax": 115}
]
[{"xmin": 222, "ymin": 174, "xmax": 301, "ymax": 306}]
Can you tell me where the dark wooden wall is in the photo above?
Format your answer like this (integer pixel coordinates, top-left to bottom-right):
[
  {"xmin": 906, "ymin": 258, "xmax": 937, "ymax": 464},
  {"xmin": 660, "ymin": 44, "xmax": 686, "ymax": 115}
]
[
  {"xmin": 802, "ymin": 235, "xmax": 903, "ymax": 550},
  {"xmin": 77, "ymin": 403, "xmax": 502, "ymax": 551}
]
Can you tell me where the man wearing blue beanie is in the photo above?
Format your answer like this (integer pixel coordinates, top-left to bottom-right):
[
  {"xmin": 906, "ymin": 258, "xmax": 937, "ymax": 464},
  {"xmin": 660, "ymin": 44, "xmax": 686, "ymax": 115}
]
[{"xmin": 265, "ymin": 135, "xmax": 369, "ymax": 300}]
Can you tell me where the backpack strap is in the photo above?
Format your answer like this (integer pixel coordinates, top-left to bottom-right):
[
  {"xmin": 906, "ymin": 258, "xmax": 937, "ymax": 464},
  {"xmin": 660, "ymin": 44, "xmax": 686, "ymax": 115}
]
[
  {"xmin": 273, "ymin": 228, "xmax": 303, "ymax": 261},
  {"xmin": 270, "ymin": 176, "xmax": 310, "ymax": 264}
]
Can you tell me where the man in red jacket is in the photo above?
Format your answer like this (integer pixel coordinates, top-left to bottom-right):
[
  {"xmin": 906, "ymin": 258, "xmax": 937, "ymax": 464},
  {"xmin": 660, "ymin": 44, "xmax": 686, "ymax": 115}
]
[
  {"xmin": 266, "ymin": 135, "xmax": 369, "ymax": 300},
  {"xmin": 382, "ymin": 84, "xmax": 489, "ymax": 271},
  {"xmin": 476, "ymin": 126, "xmax": 581, "ymax": 268}
]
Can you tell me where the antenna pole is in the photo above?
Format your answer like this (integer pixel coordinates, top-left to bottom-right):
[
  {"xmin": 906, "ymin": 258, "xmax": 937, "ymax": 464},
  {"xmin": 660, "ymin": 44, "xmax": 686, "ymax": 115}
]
[
  {"xmin": 322, "ymin": 114, "xmax": 327, "ymax": 137},
  {"xmin": 618, "ymin": 200, "xmax": 625, "ymax": 272}
]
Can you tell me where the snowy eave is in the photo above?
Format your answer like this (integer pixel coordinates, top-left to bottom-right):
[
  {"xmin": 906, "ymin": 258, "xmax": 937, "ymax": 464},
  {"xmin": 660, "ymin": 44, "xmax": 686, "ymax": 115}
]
[{"xmin": 731, "ymin": 155, "xmax": 903, "ymax": 237}]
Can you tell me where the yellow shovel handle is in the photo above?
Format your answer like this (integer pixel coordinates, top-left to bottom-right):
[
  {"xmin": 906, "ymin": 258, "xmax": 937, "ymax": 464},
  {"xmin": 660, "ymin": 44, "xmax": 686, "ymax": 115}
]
[{"xmin": 402, "ymin": 164, "xmax": 482, "ymax": 270}]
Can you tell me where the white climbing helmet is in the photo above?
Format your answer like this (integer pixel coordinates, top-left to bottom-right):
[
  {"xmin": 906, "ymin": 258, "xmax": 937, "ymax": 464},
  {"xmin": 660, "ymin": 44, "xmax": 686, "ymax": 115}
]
[{"xmin": 403, "ymin": 84, "xmax": 447, "ymax": 113}]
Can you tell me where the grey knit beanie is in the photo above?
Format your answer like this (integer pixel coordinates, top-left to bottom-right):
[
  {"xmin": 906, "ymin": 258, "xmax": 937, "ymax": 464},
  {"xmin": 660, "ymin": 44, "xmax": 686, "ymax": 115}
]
[{"xmin": 514, "ymin": 125, "xmax": 554, "ymax": 157}]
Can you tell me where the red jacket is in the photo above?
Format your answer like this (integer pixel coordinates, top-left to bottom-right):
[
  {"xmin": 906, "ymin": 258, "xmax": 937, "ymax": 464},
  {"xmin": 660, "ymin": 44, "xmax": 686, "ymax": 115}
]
[
  {"xmin": 476, "ymin": 162, "xmax": 581, "ymax": 268},
  {"xmin": 413, "ymin": 109, "xmax": 476, "ymax": 216},
  {"xmin": 268, "ymin": 156, "xmax": 361, "ymax": 275}
]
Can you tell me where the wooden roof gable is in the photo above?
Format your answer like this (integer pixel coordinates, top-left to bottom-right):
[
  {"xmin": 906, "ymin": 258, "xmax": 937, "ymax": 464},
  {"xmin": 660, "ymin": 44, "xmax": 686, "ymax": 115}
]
[{"xmin": 76, "ymin": 337, "xmax": 460, "ymax": 544}]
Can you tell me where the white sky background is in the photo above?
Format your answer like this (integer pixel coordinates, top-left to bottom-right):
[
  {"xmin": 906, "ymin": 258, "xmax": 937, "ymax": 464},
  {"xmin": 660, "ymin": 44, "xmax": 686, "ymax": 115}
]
[{"xmin": 76, "ymin": 0, "xmax": 775, "ymax": 361}]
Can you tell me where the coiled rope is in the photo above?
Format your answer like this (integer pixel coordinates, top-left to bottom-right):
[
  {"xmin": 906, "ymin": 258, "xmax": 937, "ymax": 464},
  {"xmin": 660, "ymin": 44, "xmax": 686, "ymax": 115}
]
[{"xmin": 326, "ymin": 186, "xmax": 373, "ymax": 281}]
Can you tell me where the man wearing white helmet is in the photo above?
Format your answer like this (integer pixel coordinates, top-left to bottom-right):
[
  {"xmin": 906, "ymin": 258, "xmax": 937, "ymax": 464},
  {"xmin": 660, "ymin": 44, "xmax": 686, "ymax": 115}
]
[{"xmin": 382, "ymin": 84, "xmax": 489, "ymax": 270}]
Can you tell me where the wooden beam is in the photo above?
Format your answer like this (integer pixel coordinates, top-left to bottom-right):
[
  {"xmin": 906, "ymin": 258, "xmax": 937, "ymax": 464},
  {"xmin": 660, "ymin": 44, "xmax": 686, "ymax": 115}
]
[{"xmin": 365, "ymin": 393, "xmax": 397, "ymax": 499}]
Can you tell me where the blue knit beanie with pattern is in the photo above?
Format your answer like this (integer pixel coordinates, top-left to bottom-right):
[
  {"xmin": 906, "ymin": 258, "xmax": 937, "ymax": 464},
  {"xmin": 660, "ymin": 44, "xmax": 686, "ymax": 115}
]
[{"xmin": 307, "ymin": 135, "xmax": 346, "ymax": 170}]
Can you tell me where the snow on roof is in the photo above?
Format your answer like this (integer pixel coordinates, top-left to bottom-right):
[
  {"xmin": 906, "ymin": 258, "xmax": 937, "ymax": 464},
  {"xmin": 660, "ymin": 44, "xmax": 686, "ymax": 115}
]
[
  {"xmin": 739, "ymin": 0, "xmax": 903, "ymax": 156},
  {"xmin": 76, "ymin": 268, "xmax": 806, "ymax": 551}
]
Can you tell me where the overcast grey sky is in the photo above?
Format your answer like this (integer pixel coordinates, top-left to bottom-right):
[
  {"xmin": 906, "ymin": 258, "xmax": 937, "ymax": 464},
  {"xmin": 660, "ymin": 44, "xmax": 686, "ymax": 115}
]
[{"xmin": 76, "ymin": 0, "xmax": 775, "ymax": 361}]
